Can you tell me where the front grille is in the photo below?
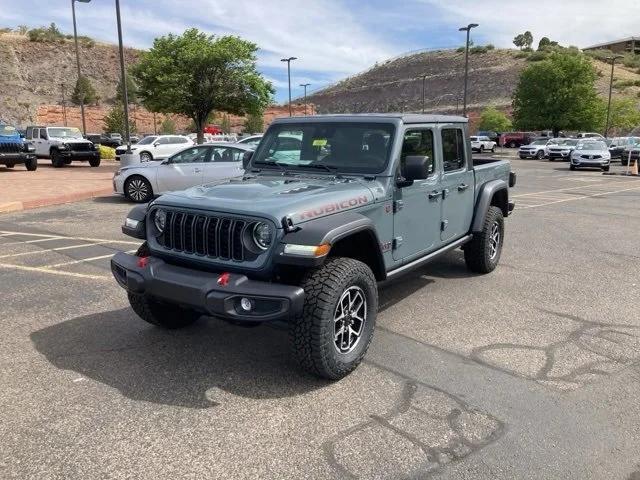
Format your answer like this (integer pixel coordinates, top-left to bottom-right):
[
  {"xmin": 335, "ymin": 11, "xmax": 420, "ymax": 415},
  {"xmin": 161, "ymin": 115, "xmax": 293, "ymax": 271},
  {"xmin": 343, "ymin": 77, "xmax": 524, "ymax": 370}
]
[
  {"xmin": 581, "ymin": 154, "xmax": 602, "ymax": 159},
  {"xmin": 158, "ymin": 211, "xmax": 250, "ymax": 262},
  {"xmin": 69, "ymin": 143, "xmax": 94, "ymax": 152},
  {"xmin": 0, "ymin": 142, "xmax": 23, "ymax": 154}
]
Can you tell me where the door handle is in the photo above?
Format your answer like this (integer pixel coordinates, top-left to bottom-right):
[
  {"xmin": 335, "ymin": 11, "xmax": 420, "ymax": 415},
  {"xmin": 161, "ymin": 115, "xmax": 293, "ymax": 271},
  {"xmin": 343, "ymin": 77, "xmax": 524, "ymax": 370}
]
[
  {"xmin": 428, "ymin": 190, "xmax": 441, "ymax": 200},
  {"xmin": 458, "ymin": 183, "xmax": 469, "ymax": 191}
]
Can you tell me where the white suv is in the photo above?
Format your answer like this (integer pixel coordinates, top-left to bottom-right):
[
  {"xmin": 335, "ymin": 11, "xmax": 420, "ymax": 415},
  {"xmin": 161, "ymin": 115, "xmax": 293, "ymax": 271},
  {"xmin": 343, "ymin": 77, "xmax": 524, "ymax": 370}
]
[
  {"xmin": 470, "ymin": 135, "xmax": 496, "ymax": 153},
  {"xmin": 115, "ymin": 135, "xmax": 194, "ymax": 162}
]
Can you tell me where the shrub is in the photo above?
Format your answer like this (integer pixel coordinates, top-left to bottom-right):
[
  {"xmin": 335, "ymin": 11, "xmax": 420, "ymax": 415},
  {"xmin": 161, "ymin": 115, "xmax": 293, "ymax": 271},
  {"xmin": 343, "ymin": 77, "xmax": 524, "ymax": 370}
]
[
  {"xmin": 98, "ymin": 145, "xmax": 115, "ymax": 159},
  {"xmin": 486, "ymin": 44, "xmax": 495, "ymax": 50},
  {"xmin": 584, "ymin": 49, "xmax": 613, "ymax": 61},
  {"xmin": 514, "ymin": 51, "xmax": 530, "ymax": 59},
  {"xmin": 471, "ymin": 45, "xmax": 493, "ymax": 54},
  {"xmin": 612, "ymin": 79, "xmax": 640, "ymax": 89},
  {"xmin": 622, "ymin": 54, "xmax": 640, "ymax": 69},
  {"xmin": 527, "ymin": 51, "xmax": 548, "ymax": 62},
  {"xmin": 28, "ymin": 23, "xmax": 65, "ymax": 42},
  {"xmin": 456, "ymin": 46, "xmax": 465, "ymax": 53}
]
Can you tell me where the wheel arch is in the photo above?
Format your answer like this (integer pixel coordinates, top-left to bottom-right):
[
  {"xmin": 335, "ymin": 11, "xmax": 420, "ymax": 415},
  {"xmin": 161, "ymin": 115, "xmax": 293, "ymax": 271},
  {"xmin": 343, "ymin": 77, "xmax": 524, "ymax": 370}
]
[{"xmin": 472, "ymin": 180, "xmax": 508, "ymax": 233}]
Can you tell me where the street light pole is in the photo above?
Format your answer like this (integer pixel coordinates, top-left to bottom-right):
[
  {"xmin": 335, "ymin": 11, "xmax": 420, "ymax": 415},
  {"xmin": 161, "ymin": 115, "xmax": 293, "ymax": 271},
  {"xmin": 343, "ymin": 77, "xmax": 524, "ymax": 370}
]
[
  {"xmin": 605, "ymin": 54, "xmax": 624, "ymax": 138},
  {"xmin": 421, "ymin": 74, "xmax": 428, "ymax": 113},
  {"xmin": 71, "ymin": 0, "xmax": 91, "ymax": 135},
  {"xmin": 281, "ymin": 56, "xmax": 297, "ymax": 116},
  {"xmin": 61, "ymin": 84, "xmax": 67, "ymax": 126},
  {"xmin": 115, "ymin": 0, "xmax": 131, "ymax": 152},
  {"xmin": 458, "ymin": 23, "xmax": 478, "ymax": 117},
  {"xmin": 299, "ymin": 83, "xmax": 310, "ymax": 115}
]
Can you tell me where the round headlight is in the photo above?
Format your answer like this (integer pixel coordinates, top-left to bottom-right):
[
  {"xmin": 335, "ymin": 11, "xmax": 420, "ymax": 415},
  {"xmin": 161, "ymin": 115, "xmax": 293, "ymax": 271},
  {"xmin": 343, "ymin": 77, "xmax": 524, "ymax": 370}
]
[
  {"xmin": 252, "ymin": 222, "xmax": 272, "ymax": 250},
  {"xmin": 154, "ymin": 209, "xmax": 167, "ymax": 233}
]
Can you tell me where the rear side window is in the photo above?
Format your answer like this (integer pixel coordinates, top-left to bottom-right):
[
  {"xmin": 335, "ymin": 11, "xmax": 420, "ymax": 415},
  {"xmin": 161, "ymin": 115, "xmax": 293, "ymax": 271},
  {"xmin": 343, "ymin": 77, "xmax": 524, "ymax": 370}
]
[
  {"xmin": 40, "ymin": 129, "xmax": 47, "ymax": 140},
  {"xmin": 441, "ymin": 128, "xmax": 466, "ymax": 172}
]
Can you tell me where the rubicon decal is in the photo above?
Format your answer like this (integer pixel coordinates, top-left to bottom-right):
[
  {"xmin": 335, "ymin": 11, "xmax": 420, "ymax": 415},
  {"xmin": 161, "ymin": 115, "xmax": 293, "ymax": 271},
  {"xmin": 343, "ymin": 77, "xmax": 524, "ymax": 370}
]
[{"xmin": 299, "ymin": 195, "xmax": 369, "ymax": 220}]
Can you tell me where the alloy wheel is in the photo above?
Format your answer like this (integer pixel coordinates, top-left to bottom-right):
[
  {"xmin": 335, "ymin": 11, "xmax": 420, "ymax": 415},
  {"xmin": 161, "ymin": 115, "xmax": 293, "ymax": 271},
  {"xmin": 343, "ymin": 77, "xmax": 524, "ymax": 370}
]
[
  {"xmin": 489, "ymin": 221, "xmax": 501, "ymax": 260},
  {"xmin": 333, "ymin": 286, "xmax": 367, "ymax": 355},
  {"xmin": 127, "ymin": 179, "xmax": 149, "ymax": 202}
]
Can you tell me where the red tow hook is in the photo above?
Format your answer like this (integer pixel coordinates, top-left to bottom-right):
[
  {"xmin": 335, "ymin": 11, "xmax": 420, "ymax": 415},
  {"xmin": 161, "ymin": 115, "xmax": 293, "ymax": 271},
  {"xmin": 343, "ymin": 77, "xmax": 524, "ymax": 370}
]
[
  {"xmin": 217, "ymin": 272, "xmax": 230, "ymax": 287},
  {"xmin": 137, "ymin": 256, "xmax": 149, "ymax": 268}
]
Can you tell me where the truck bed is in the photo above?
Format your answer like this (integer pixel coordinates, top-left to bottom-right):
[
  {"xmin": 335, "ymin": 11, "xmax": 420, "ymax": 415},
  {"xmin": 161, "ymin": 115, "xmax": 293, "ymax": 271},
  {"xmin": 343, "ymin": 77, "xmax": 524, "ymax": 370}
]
[{"xmin": 472, "ymin": 157, "xmax": 513, "ymax": 202}]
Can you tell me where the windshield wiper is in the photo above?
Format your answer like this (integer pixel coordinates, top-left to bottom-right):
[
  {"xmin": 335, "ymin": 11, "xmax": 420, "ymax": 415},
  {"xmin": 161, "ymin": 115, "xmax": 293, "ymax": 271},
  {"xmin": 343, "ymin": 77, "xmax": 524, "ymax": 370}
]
[
  {"xmin": 296, "ymin": 163, "xmax": 338, "ymax": 173},
  {"xmin": 252, "ymin": 159, "xmax": 292, "ymax": 173}
]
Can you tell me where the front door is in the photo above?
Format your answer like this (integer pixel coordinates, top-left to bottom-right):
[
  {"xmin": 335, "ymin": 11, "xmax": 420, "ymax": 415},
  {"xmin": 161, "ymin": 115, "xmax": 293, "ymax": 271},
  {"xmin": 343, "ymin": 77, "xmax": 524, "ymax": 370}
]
[
  {"xmin": 32, "ymin": 128, "xmax": 48, "ymax": 157},
  {"xmin": 155, "ymin": 146, "xmax": 211, "ymax": 193},
  {"xmin": 392, "ymin": 128, "xmax": 442, "ymax": 261},
  {"xmin": 439, "ymin": 126, "xmax": 474, "ymax": 241},
  {"xmin": 203, "ymin": 146, "xmax": 245, "ymax": 182}
]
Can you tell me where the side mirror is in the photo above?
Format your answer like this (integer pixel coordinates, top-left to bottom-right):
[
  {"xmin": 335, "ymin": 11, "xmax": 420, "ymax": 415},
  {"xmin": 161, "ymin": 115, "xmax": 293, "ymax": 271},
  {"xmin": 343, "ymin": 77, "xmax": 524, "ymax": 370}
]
[
  {"xmin": 153, "ymin": 142, "xmax": 160, "ymax": 147},
  {"xmin": 242, "ymin": 151, "xmax": 253, "ymax": 169},
  {"xmin": 403, "ymin": 155, "xmax": 431, "ymax": 182}
]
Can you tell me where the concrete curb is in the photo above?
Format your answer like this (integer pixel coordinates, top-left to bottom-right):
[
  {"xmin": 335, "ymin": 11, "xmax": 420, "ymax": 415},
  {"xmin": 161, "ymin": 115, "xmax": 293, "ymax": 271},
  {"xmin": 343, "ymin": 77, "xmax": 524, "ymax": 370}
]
[{"xmin": 0, "ymin": 188, "xmax": 115, "ymax": 214}]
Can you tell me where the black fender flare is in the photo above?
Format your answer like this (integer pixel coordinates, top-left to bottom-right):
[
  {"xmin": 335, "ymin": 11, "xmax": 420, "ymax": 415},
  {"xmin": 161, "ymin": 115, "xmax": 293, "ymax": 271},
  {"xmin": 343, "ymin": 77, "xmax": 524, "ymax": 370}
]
[
  {"xmin": 276, "ymin": 211, "xmax": 385, "ymax": 276},
  {"xmin": 471, "ymin": 180, "xmax": 508, "ymax": 233},
  {"xmin": 122, "ymin": 204, "xmax": 149, "ymax": 239}
]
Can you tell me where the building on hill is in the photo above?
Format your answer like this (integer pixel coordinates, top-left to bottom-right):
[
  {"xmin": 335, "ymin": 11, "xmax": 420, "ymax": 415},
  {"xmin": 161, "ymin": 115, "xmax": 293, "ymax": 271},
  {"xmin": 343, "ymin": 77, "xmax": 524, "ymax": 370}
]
[{"xmin": 583, "ymin": 36, "xmax": 640, "ymax": 54}]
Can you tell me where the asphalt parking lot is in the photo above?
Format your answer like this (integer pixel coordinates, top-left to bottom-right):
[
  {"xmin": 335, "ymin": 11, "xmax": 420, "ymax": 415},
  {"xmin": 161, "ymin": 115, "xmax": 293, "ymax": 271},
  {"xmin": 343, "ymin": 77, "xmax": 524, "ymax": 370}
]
[{"xmin": 1, "ymin": 156, "xmax": 640, "ymax": 479}]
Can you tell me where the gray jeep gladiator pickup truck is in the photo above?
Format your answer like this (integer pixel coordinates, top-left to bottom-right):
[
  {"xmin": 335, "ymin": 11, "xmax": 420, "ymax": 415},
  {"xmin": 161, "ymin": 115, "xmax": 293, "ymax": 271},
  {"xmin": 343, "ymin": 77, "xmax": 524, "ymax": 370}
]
[{"xmin": 111, "ymin": 114, "xmax": 516, "ymax": 380}]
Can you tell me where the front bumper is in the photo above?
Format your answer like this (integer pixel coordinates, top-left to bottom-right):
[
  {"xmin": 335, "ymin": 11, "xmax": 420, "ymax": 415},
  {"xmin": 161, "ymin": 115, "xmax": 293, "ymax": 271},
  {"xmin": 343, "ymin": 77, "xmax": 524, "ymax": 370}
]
[
  {"xmin": 111, "ymin": 252, "xmax": 305, "ymax": 322},
  {"xmin": 0, "ymin": 152, "xmax": 36, "ymax": 164},
  {"xmin": 59, "ymin": 150, "xmax": 100, "ymax": 161},
  {"xmin": 549, "ymin": 151, "xmax": 570, "ymax": 159},
  {"xmin": 571, "ymin": 158, "xmax": 609, "ymax": 167}
]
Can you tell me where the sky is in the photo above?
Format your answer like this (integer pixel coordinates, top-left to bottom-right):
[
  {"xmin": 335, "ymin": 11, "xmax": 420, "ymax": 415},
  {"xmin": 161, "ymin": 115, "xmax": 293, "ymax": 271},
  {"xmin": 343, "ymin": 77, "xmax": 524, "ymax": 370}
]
[{"xmin": 1, "ymin": 0, "xmax": 639, "ymax": 103}]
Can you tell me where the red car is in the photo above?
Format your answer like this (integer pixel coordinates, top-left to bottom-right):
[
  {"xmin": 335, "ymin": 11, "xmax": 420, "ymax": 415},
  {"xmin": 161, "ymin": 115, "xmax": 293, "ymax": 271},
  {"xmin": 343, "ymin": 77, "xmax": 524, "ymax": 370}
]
[
  {"xmin": 499, "ymin": 131, "xmax": 536, "ymax": 148},
  {"xmin": 203, "ymin": 124, "xmax": 223, "ymax": 135}
]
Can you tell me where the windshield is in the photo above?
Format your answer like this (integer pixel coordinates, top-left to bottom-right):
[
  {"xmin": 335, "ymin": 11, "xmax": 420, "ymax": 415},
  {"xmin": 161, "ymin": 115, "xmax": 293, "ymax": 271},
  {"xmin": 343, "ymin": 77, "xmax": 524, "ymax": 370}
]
[
  {"xmin": 48, "ymin": 127, "xmax": 83, "ymax": 139},
  {"xmin": 253, "ymin": 122, "xmax": 396, "ymax": 174},
  {"xmin": 577, "ymin": 141, "xmax": 606, "ymax": 150},
  {"xmin": 562, "ymin": 139, "xmax": 578, "ymax": 146},
  {"xmin": 137, "ymin": 136, "xmax": 157, "ymax": 145},
  {"xmin": 531, "ymin": 140, "xmax": 547, "ymax": 145},
  {"xmin": 0, "ymin": 125, "xmax": 19, "ymax": 137},
  {"xmin": 470, "ymin": 136, "xmax": 478, "ymax": 141}
]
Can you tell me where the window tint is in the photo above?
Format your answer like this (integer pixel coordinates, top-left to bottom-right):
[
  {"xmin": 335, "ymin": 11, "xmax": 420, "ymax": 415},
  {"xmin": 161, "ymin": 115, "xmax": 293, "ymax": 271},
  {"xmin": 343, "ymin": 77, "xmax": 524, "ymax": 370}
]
[
  {"xmin": 442, "ymin": 128, "xmax": 466, "ymax": 172},
  {"xmin": 400, "ymin": 129, "xmax": 435, "ymax": 177},
  {"xmin": 212, "ymin": 147, "xmax": 244, "ymax": 163},
  {"xmin": 40, "ymin": 129, "xmax": 47, "ymax": 140},
  {"xmin": 168, "ymin": 146, "xmax": 210, "ymax": 164},
  {"xmin": 169, "ymin": 136, "xmax": 188, "ymax": 144},
  {"xmin": 156, "ymin": 137, "xmax": 170, "ymax": 145}
]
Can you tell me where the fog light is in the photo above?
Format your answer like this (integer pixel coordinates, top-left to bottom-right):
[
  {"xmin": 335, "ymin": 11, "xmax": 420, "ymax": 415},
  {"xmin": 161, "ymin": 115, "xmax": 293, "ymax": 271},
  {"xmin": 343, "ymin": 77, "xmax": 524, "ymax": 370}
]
[{"xmin": 240, "ymin": 297, "xmax": 253, "ymax": 312}]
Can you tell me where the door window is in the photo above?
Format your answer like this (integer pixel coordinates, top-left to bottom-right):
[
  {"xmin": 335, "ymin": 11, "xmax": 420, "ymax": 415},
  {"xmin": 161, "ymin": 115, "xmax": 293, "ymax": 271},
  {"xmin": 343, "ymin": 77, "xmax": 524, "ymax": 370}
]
[
  {"xmin": 212, "ymin": 147, "xmax": 245, "ymax": 162},
  {"xmin": 40, "ymin": 129, "xmax": 47, "ymax": 140},
  {"xmin": 400, "ymin": 129, "xmax": 435, "ymax": 177},
  {"xmin": 168, "ymin": 146, "xmax": 211, "ymax": 164},
  {"xmin": 156, "ymin": 137, "xmax": 170, "ymax": 145},
  {"xmin": 169, "ymin": 136, "xmax": 188, "ymax": 144},
  {"xmin": 441, "ymin": 128, "xmax": 466, "ymax": 172}
]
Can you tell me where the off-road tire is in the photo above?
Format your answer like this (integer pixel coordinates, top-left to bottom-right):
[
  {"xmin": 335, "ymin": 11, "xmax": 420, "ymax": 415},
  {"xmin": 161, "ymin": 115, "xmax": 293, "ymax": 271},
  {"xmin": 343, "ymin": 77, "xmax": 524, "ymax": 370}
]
[
  {"xmin": 5, "ymin": 163, "xmax": 14, "ymax": 168},
  {"xmin": 464, "ymin": 206, "xmax": 504, "ymax": 274},
  {"xmin": 51, "ymin": 150, "xmax": 64, "ymax": 168},
  {"xmin": 128, "ymin": 292, "xmax": 200, "ymax": 329},
  {"xmin": 290, "ymin": 257, "xmax": 378, "ymax": 380},
  {"xmin": 89, "ymin": 157, "xmax": 101, "ymax": 167},
  {"xmin": 25, "ymin": 158, "xmax": 37, "ymax": 171}
]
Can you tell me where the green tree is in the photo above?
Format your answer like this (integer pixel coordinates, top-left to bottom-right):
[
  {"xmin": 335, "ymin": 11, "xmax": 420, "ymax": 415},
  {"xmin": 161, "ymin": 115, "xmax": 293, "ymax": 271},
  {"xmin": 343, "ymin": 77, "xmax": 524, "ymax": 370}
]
[
  {"xmin": 132, "ymin": 28, "xmax": 273, "ymax": 144},
  {"xmin": 512, "ymin": 52, "xmax": 605, "ymax": 136},
  {"xmin": 103, "ymin": 104, "xmax": 137, "ymax": 136},
  {"xmin": 513, "ymin": 33, "xmax": 526, "ymax": 50},
  {"xmin": 606, "ymin": 97, "xmax": 640, "ymax": 135},
  {"xmin": 115, "ymin": 74, "xmax": 138, "ymax": 105},
  {"xmin": 523, "ymin": 31, "xmax": 534, "ymax": 50},
  {"xmin": 71, "ymin": 75, "xmax": 98, "ymax": 105},
  {"xmin": 220, "ymin": 114, "xmax": 231, "ymax": 134},
  {"xmin": 478, "ymin": 107, "xmax": 512, "ymax": 132},
  {"xmin": 244, "ymin": 112, "xmax": 264, "ymax": 134},
  {"xmin": 159, "ymin": 117, "xmax": 176, "ymax": 135}
]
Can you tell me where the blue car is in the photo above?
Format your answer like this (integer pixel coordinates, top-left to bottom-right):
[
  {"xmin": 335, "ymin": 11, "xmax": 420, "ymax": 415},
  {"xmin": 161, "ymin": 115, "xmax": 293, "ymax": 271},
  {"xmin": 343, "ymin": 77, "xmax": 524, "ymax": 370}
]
[{"xmin": 0, "ymin": 123, "xmax": 37, "ymax": 171}]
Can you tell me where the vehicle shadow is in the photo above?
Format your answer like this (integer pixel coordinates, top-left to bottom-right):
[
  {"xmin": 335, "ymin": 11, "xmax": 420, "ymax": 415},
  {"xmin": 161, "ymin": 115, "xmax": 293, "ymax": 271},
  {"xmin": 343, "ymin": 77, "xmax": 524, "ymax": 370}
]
[
  {"xmin": 30, "ymin": 308, "xmax": 329, "ymax": 409},
  {"xmin": 92, "ymin": 195, "xmax": 130, "ymax": 205}
]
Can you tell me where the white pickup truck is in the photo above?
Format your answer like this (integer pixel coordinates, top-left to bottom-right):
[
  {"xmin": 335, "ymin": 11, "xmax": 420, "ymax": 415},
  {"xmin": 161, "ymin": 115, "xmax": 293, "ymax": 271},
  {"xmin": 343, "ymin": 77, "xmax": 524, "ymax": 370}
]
[{"xmin": 470, "ymin": 136, "xmax": 496, "ymax": 153}]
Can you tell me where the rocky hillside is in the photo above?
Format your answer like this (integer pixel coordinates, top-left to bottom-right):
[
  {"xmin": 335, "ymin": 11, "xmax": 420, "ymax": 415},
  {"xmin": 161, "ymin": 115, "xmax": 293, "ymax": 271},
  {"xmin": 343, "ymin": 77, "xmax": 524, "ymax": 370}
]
[
  {"xmin": 0, "ymin": 32, "xmax": 140, "ymax": 125},
  {"xmin": 306, "ymin": 48, "xmax": 640, "ymax": 115}
]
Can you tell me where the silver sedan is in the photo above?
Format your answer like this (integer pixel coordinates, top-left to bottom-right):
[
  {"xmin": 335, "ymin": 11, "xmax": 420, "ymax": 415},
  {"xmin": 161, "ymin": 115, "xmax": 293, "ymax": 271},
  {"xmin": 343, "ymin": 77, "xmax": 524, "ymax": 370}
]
[
  {"xmin": 113, "ymin": 142, "xmax": 253, "ymax": 202},
  {"xmin": 570, "ymin": 140, "xmax": 611, "ymax": 172}
]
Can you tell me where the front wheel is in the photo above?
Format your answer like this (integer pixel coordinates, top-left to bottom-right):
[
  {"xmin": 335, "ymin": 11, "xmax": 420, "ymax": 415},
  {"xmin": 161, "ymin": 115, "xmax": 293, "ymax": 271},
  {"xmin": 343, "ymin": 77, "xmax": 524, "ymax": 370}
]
[
  {"xmin": 125, "ymin": 175, "xmax": 153, "ymax": 203},
  {"xmin": 508, "ymin": 141, "xmax": 517, "ymax": 148},
  {"xmin": 89, "ymin": 157, "xmax": 101, "ymax": 167},
  {"xmin": 491, "ymin": 146, "xmax": 495, "ymax": 153},
  {"xmin": 570, "ymin": 165, "xmax": 576, "ymax": 171},
  {"xmin": 128, "ymin": 293, "xmax": 200, "ymax": 329},
  {"xmin": 602, "ymin": 166, "xmax": 610, "ymax": 172},
  {"xmin": 139, "ymin": 151, "xmax": 153, "ymax": 162},
  {"xmin": 536, "ymin": 150, "xmax": 545, "ymax": 160},
  {"xmin": 290, "ymin": 257, "xmax": 378, "ymax": 380},
  {"xmin": 479, "ymin": 145, "xmax": 484, "ymax": 153},
  {"xmin": 25, "ymin": 158, "xmax": 37, "ymax": 171},
  {"xmin": 464, "ymin": 206, "xmax": 504, "ymax": 274},
  {"xmin": 51, "ymin": 151, "xmax": 64, "ymax": 168}
]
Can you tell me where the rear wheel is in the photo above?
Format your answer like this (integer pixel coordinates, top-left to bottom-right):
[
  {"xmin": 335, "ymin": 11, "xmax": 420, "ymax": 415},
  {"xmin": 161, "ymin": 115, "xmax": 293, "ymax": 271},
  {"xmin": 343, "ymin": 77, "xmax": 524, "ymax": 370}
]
[
  {"xmin": 479, "ymin": 145, "xmax": 484, "ymax": 153},
  {"xmin": 124, "ymin": 175, "xmax": 153, "ymax": 203},
  {"xmin": 89, "ymin": 157, "xmax": 101, "ymax": 167},
  {"xmin": 128, "ymin": 293, "xmax": 200, "ymax": 329},
  {"xmin": 51, "ymin": 150, "xmax": 64, "ymax": 168},
  {"xmin": 570, "ymin": 165, "xmax": 576, "ymax": 171},
  {"xmin": 25, "ymin": 158, "xmax": 37, "ymax": 171},
  {"xmin": 464, "ymin": 206, "xmax": 504, "ymax": 274},
  {"xmin": 5, "ymin": 163, "xmax": 14, "ymax": 168},
  {"xmin": 290, "ymin": 257, "xmax": 377, "ymax": 380},
  {"xmin": 491, "ymin": 145, "xmax": 495, "ymax": 153},
  {"xmin": 508, "ymin": 141, "xmax": 517, "ymax": 148},
  {"xmin": 139, "ymin": 151, "xmax": 153, "ymax": 162}
]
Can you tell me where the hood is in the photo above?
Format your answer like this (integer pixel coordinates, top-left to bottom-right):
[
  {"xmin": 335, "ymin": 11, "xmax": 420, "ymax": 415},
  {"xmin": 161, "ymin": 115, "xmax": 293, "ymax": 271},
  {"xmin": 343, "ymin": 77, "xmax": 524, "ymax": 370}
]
[
  {"xmin": 51, "ymin": 137, "xmax": 91, "ymax": 144},
  {"xmin": 122, "ymin": 160, "xmax": 162, "ymax": 170},
  {"xmin": 0, "ymin": 134, "xmax": 22, "ymax": 144},
  {"xmin": 573, "ymin": 149, "xmax": 608, "ymax": 156},
  {"xmin": 520, "ymin": 143, "xmax": 544, "ymax": 148},
  {"xmin": 155, "ymin": 174, "xmax": 379, "ymax": 226}
]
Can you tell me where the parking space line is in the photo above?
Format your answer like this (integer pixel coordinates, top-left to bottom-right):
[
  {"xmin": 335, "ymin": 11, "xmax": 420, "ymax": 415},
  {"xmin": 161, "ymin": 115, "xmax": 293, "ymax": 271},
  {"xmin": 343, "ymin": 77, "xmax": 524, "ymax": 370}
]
[
  {"xmin": 45, "ymin": 250, "xmax": 136, "ymax": 269},
  {"xmin": 0, "ymin": 242, "xmax": 114, "ymax": 259},
  {"xmin": 518, "ymin": 184, "xmax": 640, "ymax": 209},
  {"xmin": 512, "ymin": 180, "xmax": 637, "ymax": 198},
  {"xmin": 0, "ymin": 262, "xmax": 110, "ymax": 281},
  {"xmin": 0, "ymin": 230, "xmax": 140, "ymax": 246}
]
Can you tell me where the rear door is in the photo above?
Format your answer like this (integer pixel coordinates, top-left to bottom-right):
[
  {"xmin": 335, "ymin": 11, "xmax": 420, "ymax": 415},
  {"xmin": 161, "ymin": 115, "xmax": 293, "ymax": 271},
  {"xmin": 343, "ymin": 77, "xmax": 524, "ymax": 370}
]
[
  {"xmin": 439, "ymin": 126, "xmax": 474, "ymax": 241},
  {"xmin": 155, "ymin": 146, "xmax": 211, "ymax": 193},
  {"xmin": 35, "ymin": 128, "xmax": 49, "ymax": 157},
  {"xmin": 392, "ymin": 127, "xmax": 442, "ymax": 261},
  {"xmin": 203, "ymin": 146, "xmax": 245, "ymax": 182}
]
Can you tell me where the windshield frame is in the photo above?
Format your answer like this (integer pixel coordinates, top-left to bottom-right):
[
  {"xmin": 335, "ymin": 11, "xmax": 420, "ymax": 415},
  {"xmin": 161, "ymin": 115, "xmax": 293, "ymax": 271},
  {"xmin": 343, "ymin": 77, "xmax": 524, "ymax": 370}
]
[{"xmin": 251, "ymin": 121, "xmax": 397, "ymax": 175}]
